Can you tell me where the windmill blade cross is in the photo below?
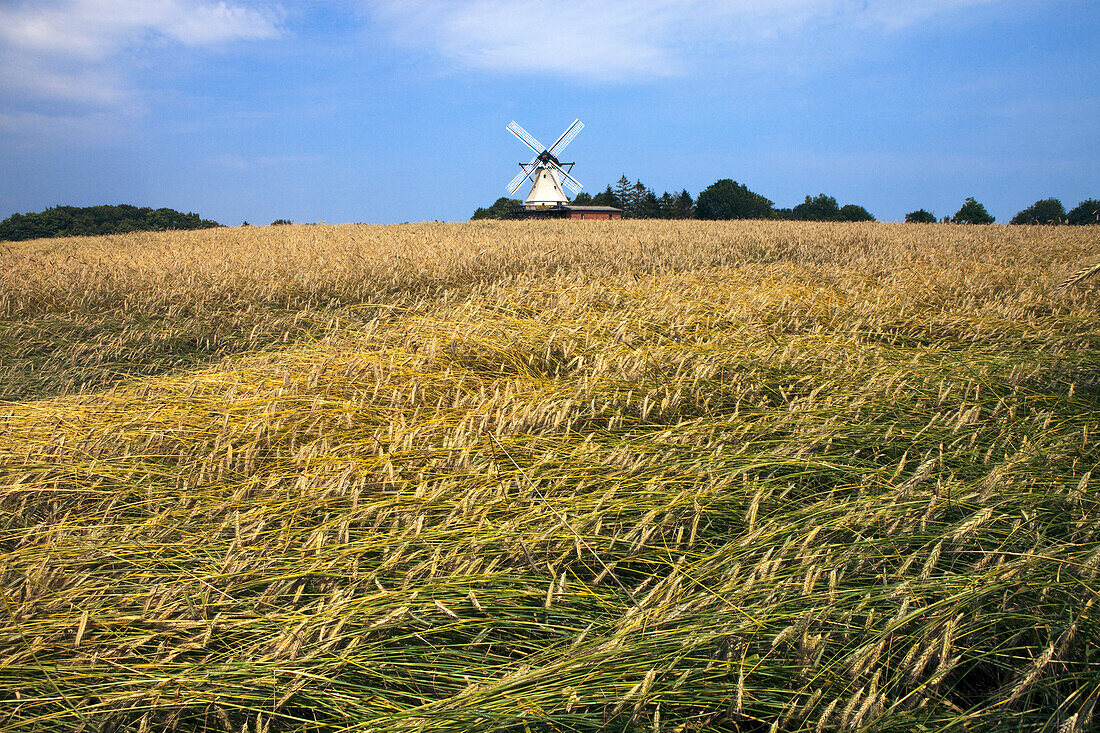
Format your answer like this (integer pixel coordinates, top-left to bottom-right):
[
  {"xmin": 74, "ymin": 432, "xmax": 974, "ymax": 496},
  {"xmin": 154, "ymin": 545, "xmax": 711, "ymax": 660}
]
[
  {"xmin": 548, "ymin": 119, "xmax": 584, "ymax": 158},
  {"xmin": 549, "ymin": 161, "xmax": 583, "ymax": 194},
  {"xmin": 507, "ymin": 159, "xmax": 538, "ymax": 195},
  {"xmin": 507, "ymin": 121, "xmax": 545, "ymax": 154}
]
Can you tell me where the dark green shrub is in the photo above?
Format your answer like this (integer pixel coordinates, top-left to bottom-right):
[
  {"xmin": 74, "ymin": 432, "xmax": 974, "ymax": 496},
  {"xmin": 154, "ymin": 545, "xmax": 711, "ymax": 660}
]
[
  {"xmin": 952, "ymin": 197, "xmax": 995, "ymax": 224},
  {"xmin": 1010, "ymin": 199, "xmax": 1065, "ymax": 225},
  {"xmin": 791, "ymin": 194, "xmax": 842, "ymax": 221},
  {"xmin": 471, "ymin": 198, "xmax": 523, "ymax": 220},
  {"xmin": 1067, "ymin": 199, "xmax": 1100, "ymax": 225},
  {"xmin": 695, "ymin": 179, "xmax": 774, "ymax": 220},
  {"xmin": 839, "ymin": 204, "xmax": 875, "ymax": 222}
]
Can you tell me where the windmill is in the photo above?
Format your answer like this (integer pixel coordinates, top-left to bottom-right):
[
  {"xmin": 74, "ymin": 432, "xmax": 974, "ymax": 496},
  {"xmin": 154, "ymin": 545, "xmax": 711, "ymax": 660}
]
[{"xmin": 506, "ymin": 119, "xmax": 584, "ymax": 210}]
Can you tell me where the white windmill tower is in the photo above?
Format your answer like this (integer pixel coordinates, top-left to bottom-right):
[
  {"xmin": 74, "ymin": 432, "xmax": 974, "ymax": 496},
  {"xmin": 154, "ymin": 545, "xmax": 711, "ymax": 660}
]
[{"xmin": 506, "ymin": 119, "xmax": 584, "ymax": 210}]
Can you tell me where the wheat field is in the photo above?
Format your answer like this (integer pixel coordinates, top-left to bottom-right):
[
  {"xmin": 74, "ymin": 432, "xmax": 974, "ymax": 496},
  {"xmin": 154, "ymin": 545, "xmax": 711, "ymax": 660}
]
[{"xmin": 1, "ymin": 220, "xmax": 1099, "ymax": 731}]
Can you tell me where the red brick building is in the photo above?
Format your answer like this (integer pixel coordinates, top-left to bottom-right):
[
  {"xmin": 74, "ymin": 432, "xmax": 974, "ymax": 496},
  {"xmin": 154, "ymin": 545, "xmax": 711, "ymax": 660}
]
[
  {"xmin": 519, "ymin": 204, "xmax": 623, "ymax": 220},
  {"xmin": 563, "ymin": 206, "xmax": 622, "ymax": 220}
]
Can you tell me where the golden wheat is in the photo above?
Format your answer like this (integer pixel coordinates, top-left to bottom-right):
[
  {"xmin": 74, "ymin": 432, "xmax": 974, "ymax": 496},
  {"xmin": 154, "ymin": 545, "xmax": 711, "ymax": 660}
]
[{"xmin": 0, "ymin": 220, "xmax": 1098, "ymax": 731}]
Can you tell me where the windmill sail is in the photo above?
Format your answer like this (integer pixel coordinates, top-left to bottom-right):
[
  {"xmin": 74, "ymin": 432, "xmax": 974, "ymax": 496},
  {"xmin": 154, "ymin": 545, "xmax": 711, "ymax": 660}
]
[
  {"xmin": 550, "ymin": 162, "xmax": 583, "ymax": 194},
  {"xmin": 507, "ymin": 159, "xmax": 538, "ymax": 195},
  {"xmin": 507, "ymin": 122, "xmax": 545, "ymax": 155},
  {"xmin": 549, "ymin": 119, "xmax": 584, "ymax": 158}
]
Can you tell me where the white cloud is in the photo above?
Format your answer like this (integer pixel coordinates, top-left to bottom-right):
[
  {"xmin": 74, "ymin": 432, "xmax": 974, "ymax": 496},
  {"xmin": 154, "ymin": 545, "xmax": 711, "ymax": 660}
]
[
  {"xmin": 0, "ymin": 0, "xmax": 283, "ymax": 107},
  {"xmin": 203, "ymin": 153, "xmax": 320, "ymax": 170},
  {"xmin": 366, "ymin": 0, "xmax": 1000, "ymax": 82},
  {"xmin": 0, "ymin": 108, "xmax": 125, "ymax": 142}
]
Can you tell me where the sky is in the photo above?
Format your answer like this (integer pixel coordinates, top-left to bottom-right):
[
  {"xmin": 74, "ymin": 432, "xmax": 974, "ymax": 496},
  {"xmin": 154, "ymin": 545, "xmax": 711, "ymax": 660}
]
[{"xmin": 1, "ymin": 0, "xmax": 1097, "ymax": 225}]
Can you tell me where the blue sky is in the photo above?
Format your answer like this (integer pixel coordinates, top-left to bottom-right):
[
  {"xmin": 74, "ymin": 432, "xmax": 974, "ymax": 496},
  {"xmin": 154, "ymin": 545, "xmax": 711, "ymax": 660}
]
[{"xmin": 1, "ymin": 0, "xmax": 1097, "ymax": 225}]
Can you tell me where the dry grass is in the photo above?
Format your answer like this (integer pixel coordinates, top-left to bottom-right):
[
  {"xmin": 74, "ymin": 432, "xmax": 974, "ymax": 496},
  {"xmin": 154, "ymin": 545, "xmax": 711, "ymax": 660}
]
[{"xmin": 1, "ymin": 220, "xmax": 1099, "ymax": 731}]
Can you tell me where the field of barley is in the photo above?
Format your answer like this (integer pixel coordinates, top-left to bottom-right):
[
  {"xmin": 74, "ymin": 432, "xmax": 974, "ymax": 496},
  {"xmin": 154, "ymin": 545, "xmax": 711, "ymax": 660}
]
[{"xmin": 1, "ymin": 220, "xmax": 1099, "ymax": 732}]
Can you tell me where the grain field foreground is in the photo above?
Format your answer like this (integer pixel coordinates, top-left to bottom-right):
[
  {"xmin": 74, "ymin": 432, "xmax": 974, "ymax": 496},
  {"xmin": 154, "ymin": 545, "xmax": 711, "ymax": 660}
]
[{"xmin": 1, "ymin": 221, "xmax": 1099, "ymax": 731}]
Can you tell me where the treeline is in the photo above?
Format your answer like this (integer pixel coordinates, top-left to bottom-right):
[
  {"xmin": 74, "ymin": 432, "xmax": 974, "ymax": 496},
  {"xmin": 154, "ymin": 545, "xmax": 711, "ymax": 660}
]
[
  {"xmin": 906, "ymin": 197, "xmax": 996, "ymax": 224},
  {"xmin": 0, "ymin": 205, "xmax": 222, "ymax": 241},
  {"xmin": 476, "ymin": 176, "xmax": 1100, "ymax": 226},
  {"xmin": 570, "ymin": 177, "xmax": 696, "ymax": 219},
  {"xmin": 1008, "ymin": 198, "xmax": 1098, "ymax": 225},
  {"xmin": 474, "ymin": 175, "xmax": 875, "ymax": 221},
  {"xmin": 906, "ymin": 197, "xmax": 1100, "ymax": 225}
]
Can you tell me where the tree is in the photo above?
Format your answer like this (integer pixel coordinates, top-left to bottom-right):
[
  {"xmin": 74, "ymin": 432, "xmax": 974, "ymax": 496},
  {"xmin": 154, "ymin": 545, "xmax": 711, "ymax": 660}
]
[
  {"xmin": 1010, "ymin": 198, "xmax": 1066, "ymax": 225},
  {"xmin": 952, "ymin": 197, "xmax": 994, "ymax": 224},
  {"xmin": 271, "ymin": 219, "xmax": 293, "ymax": 226},
  {"xmin": 591, "ymin": 186, "xmax": 622, "ymax": 209},
  {"xmin": 638, "ymin": 189, "xmax": 661, "ymax": 219},
  {"xmin": 791, "ymin": 194, "xmax": 842, "ymax": 221},
  {"xmin": 614, "ymin": 176, "xmax": 636, "ymax": 217},
  {"xmin": 695, "ymin": 179, "xmax": 774, "ymax": 220},
  {"xmin": 1067, "ymin": 199, "xmax": 1100, "ymax": 226},
  {"xmin": 570, "ymin": 192, "xmax": 594, "ymax": 205},
  {"xmin": 905, "ymin": 209, "xmax": 937, "ymax": 223},
  {"xmin": 471, "ymin": 197, "xmax": 523, "ymax": 220},
  {"xmin": 675, "ymin": 189, "xmax": 694, "ymax": 219},
  {"xmin": 616, "ymin": 179, "xmax": 651, "ymax": 219},
  {"xmin": 839, "ymin": 204, "xmax": 875, "ymax": 222},
  {"xmin": 657, "ymin": 192, "xmax": 677, "ymax": 219}
]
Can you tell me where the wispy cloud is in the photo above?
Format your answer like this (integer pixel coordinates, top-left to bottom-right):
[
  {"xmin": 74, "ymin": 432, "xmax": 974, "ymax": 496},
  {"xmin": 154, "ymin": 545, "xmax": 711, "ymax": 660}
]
[
  {"xmin": 0, "ymin": 0, "xmax": 284, "ymax": 107},
  {"xmin": 201, "ymin": 153, "xmax": 320, "ymax": 171},
  {"xmin": 367, "ymin": 0, "xmax": 1000, "ymax": 82}
]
